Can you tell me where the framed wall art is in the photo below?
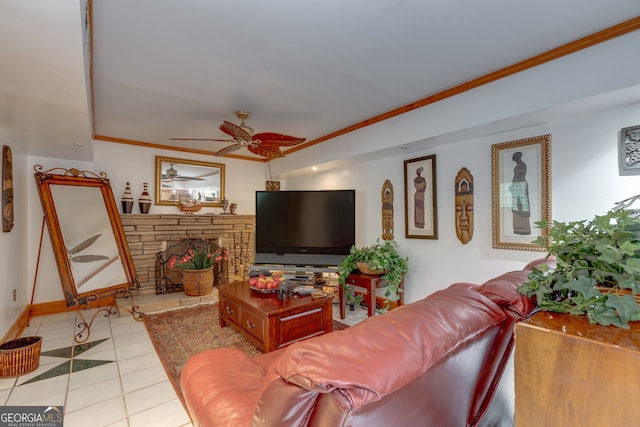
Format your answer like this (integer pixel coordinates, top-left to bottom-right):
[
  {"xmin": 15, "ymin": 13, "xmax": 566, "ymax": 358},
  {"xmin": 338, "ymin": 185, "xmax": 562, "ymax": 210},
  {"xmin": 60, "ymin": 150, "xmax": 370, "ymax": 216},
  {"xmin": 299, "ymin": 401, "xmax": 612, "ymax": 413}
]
[
  {"xmin": 404, "ymin": 154, "xmax": 437, "ymax": 239},
  {"xmin": 619, "ymin": 125, "xmax": 640, "ymax": 175},
  {"xmin": 491, "ymin": 134, "xmax": 551, "ymax": 251},
  {"xmin": 2, "ymin": 145, "xmax": 13, "ymax": 232}
]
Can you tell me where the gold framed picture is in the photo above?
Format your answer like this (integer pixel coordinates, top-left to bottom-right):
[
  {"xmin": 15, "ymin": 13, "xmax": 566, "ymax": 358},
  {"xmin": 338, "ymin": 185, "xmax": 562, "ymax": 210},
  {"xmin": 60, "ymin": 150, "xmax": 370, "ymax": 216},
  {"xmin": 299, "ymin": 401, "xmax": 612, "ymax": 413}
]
[{"xmin": 491, "ymin": 135, "xmax": 551, "ymax": 250}]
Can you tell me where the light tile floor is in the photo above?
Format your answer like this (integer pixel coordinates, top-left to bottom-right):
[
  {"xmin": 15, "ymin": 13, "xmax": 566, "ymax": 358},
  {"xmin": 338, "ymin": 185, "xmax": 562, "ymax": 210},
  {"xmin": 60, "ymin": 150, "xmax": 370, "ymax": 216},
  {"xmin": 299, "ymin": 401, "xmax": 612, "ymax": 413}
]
[{"xmin": 0, "ymin": 290, "xmax": 369, "ymax": 427}]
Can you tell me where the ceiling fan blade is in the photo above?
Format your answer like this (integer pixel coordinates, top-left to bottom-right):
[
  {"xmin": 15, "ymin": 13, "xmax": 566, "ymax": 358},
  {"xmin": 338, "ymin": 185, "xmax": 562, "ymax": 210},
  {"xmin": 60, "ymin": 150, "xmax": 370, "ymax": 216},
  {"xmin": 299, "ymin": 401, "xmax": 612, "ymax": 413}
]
[
  {"xmin": 175, "ymin": 175, "xmax": 205, "ymax": 181},
  {"xmin": 170, "ymin": 137, "xmax": 234, "ymax": 142},
  {"xmin": 248, "ymin": 143, "xmax": 285, "ymax": 159},
  {"xmin": 196, "ymin": 170, "xmax": 220, "ymax": 178},
  {"xmin": 215, "ymin": 143, "xmax": 242, "ymax": 157},
  {"xmin": 253, "ymin": 132, "xmax": 306, "ymax": 147},
  {"xmin": 220, "ymin": 121, "xmax": 251, "ymax": 140}
]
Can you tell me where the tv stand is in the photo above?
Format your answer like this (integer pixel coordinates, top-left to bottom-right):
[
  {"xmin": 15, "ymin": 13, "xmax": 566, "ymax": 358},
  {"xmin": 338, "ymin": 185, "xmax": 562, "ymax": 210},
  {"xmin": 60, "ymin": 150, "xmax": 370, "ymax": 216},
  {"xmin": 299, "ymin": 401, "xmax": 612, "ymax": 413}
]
[
  {"xmin": 250, "ymin": 264, "xmax": 338, "ymax": 275},
  {"xmin": 250, "ymin": 264, "xmax": 338, "ymax": 286}
]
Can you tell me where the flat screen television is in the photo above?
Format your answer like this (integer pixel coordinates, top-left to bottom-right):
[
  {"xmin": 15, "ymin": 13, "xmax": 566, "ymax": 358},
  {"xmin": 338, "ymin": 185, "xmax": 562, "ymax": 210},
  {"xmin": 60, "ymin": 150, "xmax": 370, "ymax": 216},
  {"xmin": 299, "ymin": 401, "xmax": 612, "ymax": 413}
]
[{"xmin": 254, "ymin": 190, "xmax": 356, "ymax": 267}]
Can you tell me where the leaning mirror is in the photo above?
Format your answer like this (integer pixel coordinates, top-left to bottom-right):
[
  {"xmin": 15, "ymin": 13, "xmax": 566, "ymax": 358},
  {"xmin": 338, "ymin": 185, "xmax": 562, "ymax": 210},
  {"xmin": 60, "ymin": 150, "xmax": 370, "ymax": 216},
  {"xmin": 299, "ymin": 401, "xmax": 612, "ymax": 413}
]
[
  {"xmin": 155, "ymin": 156, "xmax": 225, "ymax": 207},
  {"xmin": 34, "ymin": 166, "xmax": 138, "ymax": 307}
]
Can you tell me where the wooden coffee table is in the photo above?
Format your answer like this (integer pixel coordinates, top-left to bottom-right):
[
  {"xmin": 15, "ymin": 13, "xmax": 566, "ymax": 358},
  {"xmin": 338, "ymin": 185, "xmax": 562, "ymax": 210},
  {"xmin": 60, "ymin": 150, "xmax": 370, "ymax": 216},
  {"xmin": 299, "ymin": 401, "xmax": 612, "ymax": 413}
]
[{"xmin": 217, "ymin": 281, "xmax": 333, "ymax": 352}]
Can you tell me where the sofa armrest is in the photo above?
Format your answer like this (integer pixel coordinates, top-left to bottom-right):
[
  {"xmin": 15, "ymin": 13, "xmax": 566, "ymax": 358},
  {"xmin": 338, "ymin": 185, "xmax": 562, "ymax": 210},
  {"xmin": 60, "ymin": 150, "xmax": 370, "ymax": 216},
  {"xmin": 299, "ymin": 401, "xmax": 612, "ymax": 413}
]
[
  {"xmin": 477, "ymin": 270, "xmax": 536, "ymax": 318},
  {"xmin": 180, "ymin": 348, "xmax": 267, "ymax": 427},
  {"xmin": 523, "ymin": 255, "xmax": 556, "ymax": 271}
]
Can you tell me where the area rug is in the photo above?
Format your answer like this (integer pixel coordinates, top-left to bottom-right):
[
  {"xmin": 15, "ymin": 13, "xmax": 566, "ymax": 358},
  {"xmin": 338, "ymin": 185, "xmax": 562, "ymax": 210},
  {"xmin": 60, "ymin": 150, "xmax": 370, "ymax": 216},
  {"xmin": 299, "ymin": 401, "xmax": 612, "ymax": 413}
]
[{"xmin": 143, "ymin": 303, "xmax": 349, "ymax": 407}]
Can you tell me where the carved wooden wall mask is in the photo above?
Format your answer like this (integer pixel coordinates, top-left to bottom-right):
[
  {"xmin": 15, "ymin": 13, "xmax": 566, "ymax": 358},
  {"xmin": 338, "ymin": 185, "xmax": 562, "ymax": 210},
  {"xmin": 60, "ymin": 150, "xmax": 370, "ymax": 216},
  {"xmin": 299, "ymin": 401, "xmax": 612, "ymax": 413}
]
[
  {"xmin": 381, "ymin": 179, "xmax": 394, "ymax": 240},
  {"xmin": 455, "ymin": 167, "xmax": 474, "ymax": 244},
  {"xmin": 2, "ymin": 145, "xmax": 13, "ymax": 232}
]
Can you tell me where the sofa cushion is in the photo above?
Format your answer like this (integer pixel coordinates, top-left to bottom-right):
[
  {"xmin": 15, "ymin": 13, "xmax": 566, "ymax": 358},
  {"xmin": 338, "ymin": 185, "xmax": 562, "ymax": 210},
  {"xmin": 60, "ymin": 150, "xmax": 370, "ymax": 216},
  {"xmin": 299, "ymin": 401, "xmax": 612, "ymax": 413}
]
[{"xmin": 273, "ymin": 285, "xmax": 506, "ymax": 410}]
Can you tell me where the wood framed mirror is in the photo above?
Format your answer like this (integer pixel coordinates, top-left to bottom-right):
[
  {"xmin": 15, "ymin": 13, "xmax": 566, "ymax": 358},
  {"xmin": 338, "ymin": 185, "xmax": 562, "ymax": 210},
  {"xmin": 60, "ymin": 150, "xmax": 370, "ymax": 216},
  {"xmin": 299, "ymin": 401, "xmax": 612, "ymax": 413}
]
[
  {"xmin": 155, "ymin": 156, "xmax": 225, "ymax": 207},
  {"xmin": 34, "ymin": 166, "xmax": 138, "ymax": 307}
]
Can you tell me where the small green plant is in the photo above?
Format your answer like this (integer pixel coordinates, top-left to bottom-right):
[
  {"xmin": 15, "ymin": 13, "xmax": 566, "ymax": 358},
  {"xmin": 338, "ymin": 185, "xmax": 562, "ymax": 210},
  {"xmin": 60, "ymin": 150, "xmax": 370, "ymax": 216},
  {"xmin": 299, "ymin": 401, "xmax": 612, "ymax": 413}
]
[
  {"xmin": 338, "ymin": 239, "xmax": 409, "ymax": 311},
  {"xmin": 518, "ymin": 208, "xmax": 640, "ymax": 328}
]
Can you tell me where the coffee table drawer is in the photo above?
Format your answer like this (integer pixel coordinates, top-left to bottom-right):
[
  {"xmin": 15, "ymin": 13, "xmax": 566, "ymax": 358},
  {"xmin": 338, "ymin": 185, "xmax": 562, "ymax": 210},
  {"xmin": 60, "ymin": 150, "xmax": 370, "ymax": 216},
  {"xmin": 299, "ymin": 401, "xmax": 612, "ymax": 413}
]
[
  {"xmin": 220, "ymin": 297, "xmax": 240, "ymax": 325},
  {"xmin": 276, "ymin": 306, "xmax": 327, "ymax": 348},
  {"xmin": 241, "ymin": 309, "xmax": 265, "ymax": 342}
]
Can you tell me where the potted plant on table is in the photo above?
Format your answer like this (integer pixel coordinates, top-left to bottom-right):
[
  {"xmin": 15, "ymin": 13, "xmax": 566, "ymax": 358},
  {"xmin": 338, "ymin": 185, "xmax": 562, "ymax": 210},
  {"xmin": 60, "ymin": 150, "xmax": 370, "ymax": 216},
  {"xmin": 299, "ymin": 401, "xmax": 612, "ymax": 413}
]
[
  {"xmin": 168, "ymin": 246, "xmax": 229, "ymax": 296},
  {"xmin": 338, "ymin": 239, "xmax": 409, "ymax": 311},
  {"xmin": 518, "ymin": 208, "xmax": 640, "ymax": 328}
]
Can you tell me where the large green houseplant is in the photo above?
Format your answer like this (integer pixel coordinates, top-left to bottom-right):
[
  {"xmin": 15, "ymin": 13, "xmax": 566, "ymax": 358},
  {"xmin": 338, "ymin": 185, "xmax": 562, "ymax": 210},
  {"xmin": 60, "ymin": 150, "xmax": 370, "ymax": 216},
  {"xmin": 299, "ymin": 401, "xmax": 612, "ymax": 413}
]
[
  {"xmin": 338, "ymin": 239, "xmax": 409, "ymax": 310},
  {"xmin": 518, "ymin": 208, "xmax": 640, "ymax": 328}
]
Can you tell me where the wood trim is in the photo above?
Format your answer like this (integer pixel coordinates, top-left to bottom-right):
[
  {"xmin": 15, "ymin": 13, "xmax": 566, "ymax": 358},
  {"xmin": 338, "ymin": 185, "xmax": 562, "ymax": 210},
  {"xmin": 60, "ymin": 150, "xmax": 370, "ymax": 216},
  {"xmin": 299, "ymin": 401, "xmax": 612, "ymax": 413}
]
[
  {"xmin": 29, "ymin": 296, "xmax": 116, "ymax": 318},
  {"xmin": 1, "ymin": 297, "xmax": 118, "ymax": 343},
  {"xmin": 284, "ymin": 16, "xmax": 640, "ymax": 155},
  {"xmin": 1, "ymin": 306, "xmax": 30, "ymax": 343},
  {"xmin": 93, "ymin": 135, "xmax": 266, "ymax": 162}
]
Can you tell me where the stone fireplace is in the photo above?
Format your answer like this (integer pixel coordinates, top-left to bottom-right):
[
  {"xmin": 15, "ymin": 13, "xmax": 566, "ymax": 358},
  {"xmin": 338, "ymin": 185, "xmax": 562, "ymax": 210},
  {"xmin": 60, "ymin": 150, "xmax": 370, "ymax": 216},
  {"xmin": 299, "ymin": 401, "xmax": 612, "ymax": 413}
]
[{"xmin": 120, "ymin": 214, "xmax": 255, "ymax": 295}]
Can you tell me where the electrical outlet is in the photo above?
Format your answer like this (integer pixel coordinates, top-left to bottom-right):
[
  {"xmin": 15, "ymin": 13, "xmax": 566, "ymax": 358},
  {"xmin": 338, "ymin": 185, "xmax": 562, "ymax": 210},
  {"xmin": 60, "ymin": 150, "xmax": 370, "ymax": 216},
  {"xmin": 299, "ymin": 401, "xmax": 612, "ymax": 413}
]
[{"xmin": 12, "ymin": 289, "xmax": 16, "ymax": 302}]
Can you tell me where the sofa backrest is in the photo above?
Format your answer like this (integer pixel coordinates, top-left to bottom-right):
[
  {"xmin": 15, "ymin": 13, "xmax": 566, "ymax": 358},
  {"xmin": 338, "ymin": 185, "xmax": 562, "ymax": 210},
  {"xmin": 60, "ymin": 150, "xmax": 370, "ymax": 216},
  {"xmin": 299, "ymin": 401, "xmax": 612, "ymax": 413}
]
[{"xmin": 254, "ymin": 285, "xmax": 512, "ymax": 426}]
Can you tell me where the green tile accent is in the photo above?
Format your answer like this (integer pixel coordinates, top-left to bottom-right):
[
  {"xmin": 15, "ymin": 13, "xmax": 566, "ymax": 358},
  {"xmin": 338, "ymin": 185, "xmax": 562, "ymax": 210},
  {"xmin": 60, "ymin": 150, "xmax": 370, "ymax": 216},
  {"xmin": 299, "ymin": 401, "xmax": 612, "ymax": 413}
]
[
  {"xmin": 40, "ymin": 337, "xmax": 110, "ymax": 359},
  {"xmin": 19, "ymin": 338, "xmax": 114, "ymax": 386},
  {"xmin": 71, "ymin": 359, "xmax": 113, "ymax": 373},
  {"xmin": 20, "ymin": 361, "xmax": 71, "ymax": 385},
  {"xmin": 41, "ymin": 347, "xmax": 73, "ymax": 359},
  {"xmin": 74, "ymin": 338, "xmax": 110, "ymax": 357}
]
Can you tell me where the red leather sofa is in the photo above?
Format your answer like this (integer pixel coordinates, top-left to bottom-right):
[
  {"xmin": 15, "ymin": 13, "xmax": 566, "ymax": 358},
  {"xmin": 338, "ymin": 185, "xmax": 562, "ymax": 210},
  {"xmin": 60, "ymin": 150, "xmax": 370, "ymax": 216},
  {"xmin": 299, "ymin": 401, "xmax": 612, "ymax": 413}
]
[{"xmin": 181, "ymin": 260, "xmax": 549, "ymax": 427}]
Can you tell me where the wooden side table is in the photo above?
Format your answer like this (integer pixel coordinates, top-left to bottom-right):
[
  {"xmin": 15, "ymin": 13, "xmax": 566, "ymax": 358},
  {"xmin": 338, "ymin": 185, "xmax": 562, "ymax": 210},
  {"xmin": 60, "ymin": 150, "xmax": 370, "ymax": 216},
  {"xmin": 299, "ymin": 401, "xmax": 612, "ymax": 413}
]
[
  {"xmin": 514, "ymin": 311, "xmax": 640, "ymax": 427},
  {"xmin": 339, "ymin": 271, "xmax": 404, "ymax": 319}
]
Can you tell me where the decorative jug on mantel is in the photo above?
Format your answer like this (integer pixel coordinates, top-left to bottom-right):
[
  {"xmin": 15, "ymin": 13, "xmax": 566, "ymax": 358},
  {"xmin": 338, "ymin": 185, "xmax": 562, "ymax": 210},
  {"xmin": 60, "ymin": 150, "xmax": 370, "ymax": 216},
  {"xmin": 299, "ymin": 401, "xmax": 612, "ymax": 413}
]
[
  {"xmin": 121, "ymin": 182, "xmax": 133, "ymax": 214},
  {"xmin": 139, "ymin": 183, "xmax": 151, "ymax": 214}
]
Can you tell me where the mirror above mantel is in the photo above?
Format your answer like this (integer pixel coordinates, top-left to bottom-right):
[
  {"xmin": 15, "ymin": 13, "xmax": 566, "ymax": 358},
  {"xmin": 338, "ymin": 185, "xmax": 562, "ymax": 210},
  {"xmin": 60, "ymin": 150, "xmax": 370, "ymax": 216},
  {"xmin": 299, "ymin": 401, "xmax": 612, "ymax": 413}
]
[{"xmin": 155, "ymin": 156, "xmax": 225, "ymax": 207}]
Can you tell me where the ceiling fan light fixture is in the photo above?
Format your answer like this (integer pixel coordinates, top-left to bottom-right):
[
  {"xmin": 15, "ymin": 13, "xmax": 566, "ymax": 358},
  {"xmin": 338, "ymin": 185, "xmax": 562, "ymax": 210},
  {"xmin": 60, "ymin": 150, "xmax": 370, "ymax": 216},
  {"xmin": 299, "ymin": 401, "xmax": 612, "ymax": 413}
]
[
  {"xmin": 166, "ymin": 164, "xmax": 178, "ymax": 178},
  {"xmin": 235, "ymin": 110, "xmax": 254, "ymax": 137}
]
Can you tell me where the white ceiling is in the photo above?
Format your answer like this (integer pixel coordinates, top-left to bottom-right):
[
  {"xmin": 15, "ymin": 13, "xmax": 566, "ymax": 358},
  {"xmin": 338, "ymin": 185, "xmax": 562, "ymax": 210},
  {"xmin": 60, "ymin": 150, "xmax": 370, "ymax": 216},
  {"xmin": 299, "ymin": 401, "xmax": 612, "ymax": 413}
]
[{"xmin": 2, "ymin": 0, "xmax": 640, "ymax": 162}]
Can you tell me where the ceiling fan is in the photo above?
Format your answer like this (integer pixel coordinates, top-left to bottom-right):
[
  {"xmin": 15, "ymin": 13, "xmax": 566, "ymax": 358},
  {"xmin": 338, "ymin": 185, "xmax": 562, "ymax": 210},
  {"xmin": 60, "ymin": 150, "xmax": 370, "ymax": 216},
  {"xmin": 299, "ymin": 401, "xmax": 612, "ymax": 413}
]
[
  {"xmin": 161, "ymin": 164, "xmax": 204, "ymax": 181},
  {"xmin": 170, "ymin": 110, "xmax": 306, "ymax": 159}
]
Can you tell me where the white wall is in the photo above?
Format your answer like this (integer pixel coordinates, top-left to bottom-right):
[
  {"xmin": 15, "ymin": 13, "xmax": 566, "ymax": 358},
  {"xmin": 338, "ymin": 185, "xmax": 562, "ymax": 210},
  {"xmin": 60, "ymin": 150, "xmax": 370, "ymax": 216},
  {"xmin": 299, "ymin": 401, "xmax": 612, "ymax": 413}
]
[
  {"xmin": 0, "ymin": 148, "xmax": 28, "ymax": 333},
  {"xmin": 282, "ymin": 102, "xmax": 640, "ymax": 303}
]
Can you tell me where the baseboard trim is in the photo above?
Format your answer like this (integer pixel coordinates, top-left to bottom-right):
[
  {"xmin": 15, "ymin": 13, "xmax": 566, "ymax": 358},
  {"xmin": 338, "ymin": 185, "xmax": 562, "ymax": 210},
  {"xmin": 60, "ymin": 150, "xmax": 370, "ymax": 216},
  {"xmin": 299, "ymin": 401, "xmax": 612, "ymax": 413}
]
[
  {"xmin": 1, "ymin": 306, "xmax": 30, "ymax": 343},
  {"xmin": 1, "ymin": 296, "xmax": 118, "ymax": 343},
  {"xmin": 30, "ymin": 296, "xmax": 116, "ymax": 318}
]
